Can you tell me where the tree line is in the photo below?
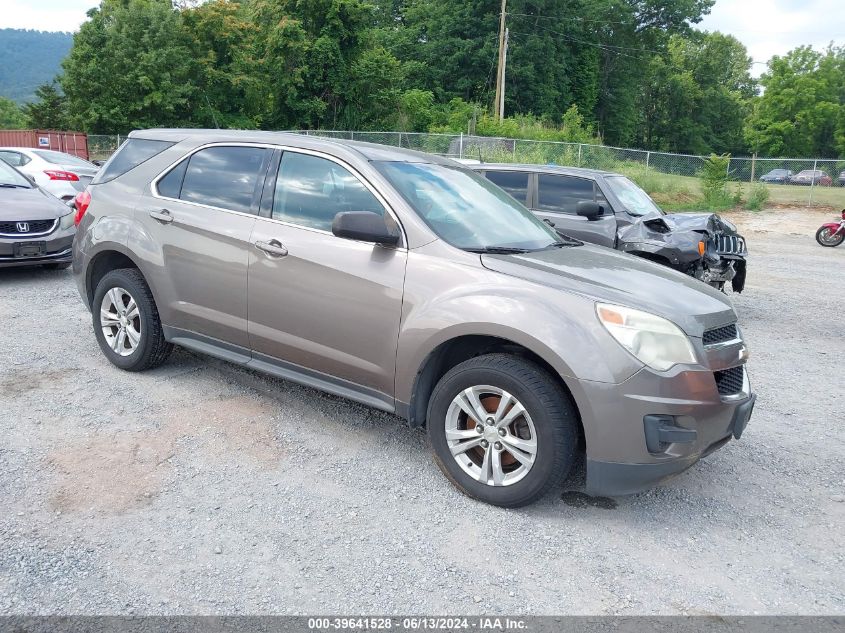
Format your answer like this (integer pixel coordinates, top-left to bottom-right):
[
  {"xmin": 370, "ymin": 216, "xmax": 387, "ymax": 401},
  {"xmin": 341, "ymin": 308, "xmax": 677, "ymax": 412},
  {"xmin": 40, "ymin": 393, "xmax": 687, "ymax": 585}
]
[{"xmin": 3, "ymin": 0, "xmax": 845, "ymax": 159}]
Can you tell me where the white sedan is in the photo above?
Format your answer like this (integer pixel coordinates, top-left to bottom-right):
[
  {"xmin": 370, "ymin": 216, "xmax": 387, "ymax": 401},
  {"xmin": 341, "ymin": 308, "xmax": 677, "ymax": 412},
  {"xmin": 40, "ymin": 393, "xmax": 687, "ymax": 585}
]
[{"xmin": 0, "ymin": 147, "xmax": 99, "ymax": 201}]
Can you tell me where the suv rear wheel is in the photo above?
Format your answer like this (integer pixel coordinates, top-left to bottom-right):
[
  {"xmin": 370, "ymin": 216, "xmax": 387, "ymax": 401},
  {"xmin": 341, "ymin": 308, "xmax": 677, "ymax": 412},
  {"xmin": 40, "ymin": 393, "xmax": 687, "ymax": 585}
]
[
  {"xmin": 92, "ymin": 268, "xmax": 173, "ymax": 371},
  {"xmin": 427, "ymin": 353, "xmax": 578, "ymax": 507}
]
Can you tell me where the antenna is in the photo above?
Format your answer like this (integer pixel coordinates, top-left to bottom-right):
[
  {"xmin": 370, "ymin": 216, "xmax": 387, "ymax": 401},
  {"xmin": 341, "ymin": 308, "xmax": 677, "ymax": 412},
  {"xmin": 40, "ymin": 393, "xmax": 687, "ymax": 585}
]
[{"xmin": 203, "ymin": 93, "xmax": 220, "ymax": 129}]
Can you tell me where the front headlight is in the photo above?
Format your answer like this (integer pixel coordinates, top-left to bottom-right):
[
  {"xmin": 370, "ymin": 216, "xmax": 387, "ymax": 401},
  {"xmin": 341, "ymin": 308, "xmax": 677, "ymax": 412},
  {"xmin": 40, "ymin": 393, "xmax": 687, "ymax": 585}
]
[
  {"xmin": 596, "ymin": 303, "xmax": 697, "ymax": 371},
  {"xmin": 60, "ymin": 210, "xmax": 75, "ymax": 230}
]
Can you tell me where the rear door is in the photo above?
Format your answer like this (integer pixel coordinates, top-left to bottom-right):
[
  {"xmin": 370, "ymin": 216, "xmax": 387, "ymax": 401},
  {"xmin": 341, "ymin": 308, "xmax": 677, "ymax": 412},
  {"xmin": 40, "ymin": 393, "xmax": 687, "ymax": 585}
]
[
  {"xmin": 246, "ymin": 148, "xmax": 407, "ymax": 406},
  {"xmin": 532, "ymin": 173, "xmax": 617, "ymax": 247},
  {"xmin": 143, "ymin": 143, "xmax": 272, "ymax": 348},
  {"xmin": 484, "ymin": 170, "xmax": 530, "ymax": 205}
]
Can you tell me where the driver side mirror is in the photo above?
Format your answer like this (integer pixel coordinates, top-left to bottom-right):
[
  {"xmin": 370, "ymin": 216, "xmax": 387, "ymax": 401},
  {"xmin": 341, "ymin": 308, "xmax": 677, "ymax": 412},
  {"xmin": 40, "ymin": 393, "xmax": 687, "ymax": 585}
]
[
  {"xmin": 576, "ymin": 200, "xmax": 603, "ymax": 221},
  {"xmin": 332, "ymin": 211, "xmax": 400, "ymax": 246}
]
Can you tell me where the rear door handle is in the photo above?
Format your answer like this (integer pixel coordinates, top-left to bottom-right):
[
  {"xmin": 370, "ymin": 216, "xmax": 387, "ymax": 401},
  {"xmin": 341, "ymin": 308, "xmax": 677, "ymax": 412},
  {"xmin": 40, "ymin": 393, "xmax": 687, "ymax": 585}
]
[
  {"xmin": 149, "ymin": 209, "xmax": 174, "ymax": 224},
  {"xmin": 255, "ymin": 239, "xmax": 288, "ymax": 257}
]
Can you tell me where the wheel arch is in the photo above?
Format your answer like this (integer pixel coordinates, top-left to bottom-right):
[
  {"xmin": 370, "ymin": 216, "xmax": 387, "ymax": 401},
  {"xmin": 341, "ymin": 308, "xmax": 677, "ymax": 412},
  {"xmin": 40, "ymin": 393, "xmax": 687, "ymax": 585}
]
[
  {"xmin": 84, "ymin": 246, "xmax": 146, "ymax": 309},
  {"xmin": 406, "ymin": 333, "xmax": 585, "ymax": 450}
]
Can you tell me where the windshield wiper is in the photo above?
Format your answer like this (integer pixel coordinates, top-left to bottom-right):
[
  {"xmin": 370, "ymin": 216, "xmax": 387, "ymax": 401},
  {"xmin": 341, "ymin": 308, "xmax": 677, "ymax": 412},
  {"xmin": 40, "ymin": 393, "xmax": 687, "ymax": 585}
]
[
  {"xmin": 0, "ymin": 183, "xmax": 28, "ymax": 188},
  {"xmin": 465, "ymin": 246, "xmax": 532, "ymax": 254},
  {"xmin": 543, "ymin": 235, "xmax": 583, "ymax": 248}
]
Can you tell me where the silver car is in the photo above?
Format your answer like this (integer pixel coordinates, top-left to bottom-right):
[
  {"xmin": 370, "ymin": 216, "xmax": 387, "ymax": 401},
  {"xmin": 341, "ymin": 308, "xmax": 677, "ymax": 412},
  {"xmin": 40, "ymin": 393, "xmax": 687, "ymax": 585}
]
[{"xmin": 72, "ymin": 130, "xmax": 756, "ymax": 507}]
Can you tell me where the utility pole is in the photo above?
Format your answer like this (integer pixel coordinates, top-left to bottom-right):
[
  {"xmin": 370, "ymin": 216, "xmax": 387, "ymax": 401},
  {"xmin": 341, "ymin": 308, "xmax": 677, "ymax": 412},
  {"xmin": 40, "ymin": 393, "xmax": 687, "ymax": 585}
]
[
  {"xmin": 499, "ymin": 27, "xmax": 509, "ymax": 119},
  {"xmin": 493, "ymin": 0, "xmax": 507, "ymax": 120}
]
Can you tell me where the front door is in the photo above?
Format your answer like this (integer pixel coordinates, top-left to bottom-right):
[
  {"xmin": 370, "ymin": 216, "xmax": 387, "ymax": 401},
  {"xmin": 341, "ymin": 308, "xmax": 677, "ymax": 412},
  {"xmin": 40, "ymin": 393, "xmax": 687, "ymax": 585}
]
[
  {"xmin": 532, "ymin": 173, "xmax": 617, "ymax": 248},
  {"xmin": 247, "ymin": 149, "xmax": 407, "ymax": 406},
  {"xmin": 142, "ymin": 144, "xmax": 272, "ymax": 348}
]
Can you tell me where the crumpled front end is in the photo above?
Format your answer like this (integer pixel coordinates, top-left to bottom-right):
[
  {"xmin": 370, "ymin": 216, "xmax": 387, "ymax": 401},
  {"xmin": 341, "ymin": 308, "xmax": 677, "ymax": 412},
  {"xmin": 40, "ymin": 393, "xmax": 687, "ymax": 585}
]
[{"xmin": 631, "ymin": 212, "xmax": 749, "ymax": 292}]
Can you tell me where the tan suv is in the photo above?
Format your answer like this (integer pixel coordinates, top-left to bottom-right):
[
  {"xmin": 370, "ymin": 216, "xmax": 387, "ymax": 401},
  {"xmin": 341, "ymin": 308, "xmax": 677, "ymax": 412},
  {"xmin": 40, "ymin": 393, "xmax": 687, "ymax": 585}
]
[{"xmin": 72, "ymin": 130, "xmax": 755, "ymax": 507}]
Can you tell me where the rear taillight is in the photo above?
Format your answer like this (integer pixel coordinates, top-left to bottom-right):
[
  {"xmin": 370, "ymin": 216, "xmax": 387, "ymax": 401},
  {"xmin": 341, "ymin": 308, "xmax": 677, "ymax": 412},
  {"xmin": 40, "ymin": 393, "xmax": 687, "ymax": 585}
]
[
  {"xmin": 74, "ymin": 190, "xmax": 91, "ymax": 226},
  {"xmin": 44, "ymin": 170, "xmax": 80, "ymax": 182}
]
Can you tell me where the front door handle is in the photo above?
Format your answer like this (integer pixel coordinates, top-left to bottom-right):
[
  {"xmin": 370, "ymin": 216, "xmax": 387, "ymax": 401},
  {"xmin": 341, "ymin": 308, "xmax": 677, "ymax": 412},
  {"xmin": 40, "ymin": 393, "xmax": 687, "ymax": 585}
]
[
  {"xmin": 255, "ymin": 239, "xmax": 288, "ymax": 258},
  {"xmin": 149, "ymin": 209, "xmax": 174, "ymax": 224}
]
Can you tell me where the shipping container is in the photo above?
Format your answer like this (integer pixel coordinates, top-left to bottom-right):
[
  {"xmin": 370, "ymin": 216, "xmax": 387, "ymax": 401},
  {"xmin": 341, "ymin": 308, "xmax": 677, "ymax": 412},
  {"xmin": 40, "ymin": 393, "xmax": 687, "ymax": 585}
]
[{"xmin": 0, "ymin": 130, "xmax": 89, "ymax": 160}]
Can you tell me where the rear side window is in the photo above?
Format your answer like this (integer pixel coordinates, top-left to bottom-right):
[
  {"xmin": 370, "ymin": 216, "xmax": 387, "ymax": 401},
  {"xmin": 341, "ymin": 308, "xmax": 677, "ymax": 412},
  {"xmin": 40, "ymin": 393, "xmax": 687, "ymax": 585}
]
[
  {"xmin": 178, "ymin": 146, "xmax": 271, "ymax": 213},
  {"xmin": 96, "ymin": 139, "xmax": 174, "ymax": 183},
  {"xmin": 156, "ymin": 159, "xmax": 188, "ymax": 199},
  {"xmin": 272, "ymin": 152, "xmax": 384, "ymax": 231},
  {"xmin": 485, "ymin": 171, "xmax": 529, "ymax": 204},
  {"xmin": 537, "ymin": 174, "xmax": 596, "ymax": 214},
  {"xmin": 0, "ymin": 150, "xmax": 29, "ymax": 167}
]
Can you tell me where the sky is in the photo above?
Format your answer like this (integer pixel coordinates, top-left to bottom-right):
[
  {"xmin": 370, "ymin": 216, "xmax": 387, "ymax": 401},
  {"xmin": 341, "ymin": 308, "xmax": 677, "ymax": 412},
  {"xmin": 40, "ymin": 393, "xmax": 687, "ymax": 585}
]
[{"xmin": 1, "ymin": 0, "xmax": 844, "ymax": 78}]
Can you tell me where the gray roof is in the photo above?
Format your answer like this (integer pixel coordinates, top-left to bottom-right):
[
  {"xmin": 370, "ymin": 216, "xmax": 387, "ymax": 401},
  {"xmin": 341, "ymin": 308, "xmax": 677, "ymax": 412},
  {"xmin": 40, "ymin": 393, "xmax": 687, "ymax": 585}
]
[
  {"xmin": 129, "ymin": 128, "xmax": 454, "ymax": 164},
  {"xmin": 467, "ymin": 162, "xmax": 620, "ymax": 178}
]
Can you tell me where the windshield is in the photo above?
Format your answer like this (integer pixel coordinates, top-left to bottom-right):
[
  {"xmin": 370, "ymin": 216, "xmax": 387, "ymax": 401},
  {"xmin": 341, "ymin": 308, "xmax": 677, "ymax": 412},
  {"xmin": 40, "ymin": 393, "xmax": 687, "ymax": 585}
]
[
  {"xmin": 603, "ymin": 176, "xmax": 663, "ymax": 217},
  {"xmin": 32, "ymin": 149, "xmax": 95, "ymax": 168},
  {"xmin": 0, "ymin": 159, "xmax": 32, "ymax": 188},
  {"xmin": 374, "ymin": 161, "xmax": 562, "ymax": 251}
]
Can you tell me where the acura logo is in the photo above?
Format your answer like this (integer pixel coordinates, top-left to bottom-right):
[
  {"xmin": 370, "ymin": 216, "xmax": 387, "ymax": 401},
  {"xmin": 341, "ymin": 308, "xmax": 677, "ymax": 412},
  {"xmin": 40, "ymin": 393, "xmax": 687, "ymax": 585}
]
[{"xmin": 16, "ymin": 222, "xmax": 29, "ymax": 233}]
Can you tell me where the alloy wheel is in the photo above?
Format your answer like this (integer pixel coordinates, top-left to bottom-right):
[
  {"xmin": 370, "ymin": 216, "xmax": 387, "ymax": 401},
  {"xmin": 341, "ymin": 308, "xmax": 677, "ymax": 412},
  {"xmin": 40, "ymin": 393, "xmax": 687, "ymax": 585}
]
[
  {"xmin": 445, "ymin": 385, "xmax": 538, "ymax": 486},
  {"xmin": 100, "ymin": 287, "xmax": 141, "ymax": 357}
]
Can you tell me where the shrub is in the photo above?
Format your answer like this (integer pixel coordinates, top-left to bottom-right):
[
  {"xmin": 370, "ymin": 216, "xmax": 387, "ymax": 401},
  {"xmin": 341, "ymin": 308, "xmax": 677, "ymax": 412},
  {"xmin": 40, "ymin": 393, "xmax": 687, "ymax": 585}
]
[
  {"xmin": 700, "ymin": 154, "xmax": 734, "ymax": 209},
  {"xmin": 744, "ymin": 183, "xmax": 770, "ymax": 211}
]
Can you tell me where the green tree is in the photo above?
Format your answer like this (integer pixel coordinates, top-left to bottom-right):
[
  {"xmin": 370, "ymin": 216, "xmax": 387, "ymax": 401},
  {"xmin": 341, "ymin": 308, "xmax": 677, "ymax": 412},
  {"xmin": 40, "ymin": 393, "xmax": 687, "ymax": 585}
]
[
  {"xmin": 23, "ymin": 82, "xmax": 68, "ymax": 129},
  {"xmin": 61, "ymin": 0, "xmax": 196, "ymax": 133},
  {"xmin": 0, "ymin": 96, "xmax": 26, "ymax": 128},
  {"xmin": 745, "ymin": 46, "xmax": 845, "ymax": 158},
  {"xmin": 639, "ymin": 32, "xmax": 754, "ymax": 154}
]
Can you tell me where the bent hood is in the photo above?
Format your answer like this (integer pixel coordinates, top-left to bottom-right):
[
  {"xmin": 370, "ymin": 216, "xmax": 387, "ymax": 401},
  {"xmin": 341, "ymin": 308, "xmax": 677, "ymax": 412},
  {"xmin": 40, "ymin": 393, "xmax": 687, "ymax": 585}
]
[
  {"xmin": 662, "ymin": 212, "xmax": 739, "ymax": 236},
  {"xmin": 0, "ymin": 187, "xmax": 69, "ymax": 221},
  {"xmin": 481, "ymin": 244, "xmax": 736, "ymax": 337}
]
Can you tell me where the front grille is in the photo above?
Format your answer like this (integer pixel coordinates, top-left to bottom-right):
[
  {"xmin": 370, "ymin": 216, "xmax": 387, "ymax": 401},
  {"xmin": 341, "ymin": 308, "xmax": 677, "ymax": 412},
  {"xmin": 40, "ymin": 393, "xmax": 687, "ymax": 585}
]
[
  {"xmin": 703, "ymin": 323, "xmax": 738, "ymax": 346},
  {"xmin": 0, "ymin": 219, "xmax": 56, "ymax": 235},
  {"xmin": 714, "ymin": 366, "xmax": 745, "ymax": 396},
  {"xmin": 716, "ymin": 234, "xmax": 747, "ymax": 255}
]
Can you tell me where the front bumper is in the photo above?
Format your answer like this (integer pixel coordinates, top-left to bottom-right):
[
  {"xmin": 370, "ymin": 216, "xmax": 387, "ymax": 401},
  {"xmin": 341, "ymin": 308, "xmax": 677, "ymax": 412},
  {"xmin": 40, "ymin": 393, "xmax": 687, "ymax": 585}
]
[
  {"xmin": 572, "ymin": 358, "xmax": 755, "ymax": 497},
  {"xmin": 0, "ymin": 227, "xmax": 75, "ymax": 268},
  {"xmin": 586, "ymin": 394, "xmax": 755, "ymax": 495}
]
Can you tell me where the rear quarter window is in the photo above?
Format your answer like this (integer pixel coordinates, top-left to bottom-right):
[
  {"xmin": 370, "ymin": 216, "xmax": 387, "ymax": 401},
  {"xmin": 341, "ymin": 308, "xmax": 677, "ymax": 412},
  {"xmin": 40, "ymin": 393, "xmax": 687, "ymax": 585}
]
[{"xmin": 94, "ymin": 138, "xmax": 174, "ymax": 183}]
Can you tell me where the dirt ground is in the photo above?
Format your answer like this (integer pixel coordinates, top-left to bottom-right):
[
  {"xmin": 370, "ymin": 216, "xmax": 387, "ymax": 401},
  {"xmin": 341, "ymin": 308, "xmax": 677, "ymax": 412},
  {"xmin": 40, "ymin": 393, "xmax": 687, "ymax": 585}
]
[{"xmin": 1, "ymin": 206, "xmax": 843, "ymax": 616}]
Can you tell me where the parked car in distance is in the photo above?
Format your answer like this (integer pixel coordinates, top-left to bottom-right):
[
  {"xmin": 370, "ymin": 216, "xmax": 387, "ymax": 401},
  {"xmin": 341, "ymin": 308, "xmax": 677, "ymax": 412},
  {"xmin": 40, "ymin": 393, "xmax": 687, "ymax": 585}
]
[
  {"xmin": 838, "ymin": 171, "xmax": 845, "ymax": 187},
  {"xmin": 472, "ymin": 164, "xmax": 747, "ymax": 292},
  {"xmin": 789, "ymin": 169, "xmax": 832, "ymax": 186},
  {"xmin": 0, "ymin": 159, "xmax": 75, "ymax": 269},
  {"xmin": 73, "ymin": 130, "xmax": 755, "ymax": 507},
  {"xmin": 758, "ymin": 168, "xmax": 793, "ymax": 184},
  {"xmin": 0, "ymin": 147, "xmax": 98, "ymax": 201}
]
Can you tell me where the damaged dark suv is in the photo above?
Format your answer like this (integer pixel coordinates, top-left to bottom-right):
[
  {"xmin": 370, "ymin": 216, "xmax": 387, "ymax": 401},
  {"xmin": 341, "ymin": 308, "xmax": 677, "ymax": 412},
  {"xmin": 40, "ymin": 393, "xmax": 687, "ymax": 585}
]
[{"xmin": 473, "ymin": 164, "xmax": 747, "ymax": 292}]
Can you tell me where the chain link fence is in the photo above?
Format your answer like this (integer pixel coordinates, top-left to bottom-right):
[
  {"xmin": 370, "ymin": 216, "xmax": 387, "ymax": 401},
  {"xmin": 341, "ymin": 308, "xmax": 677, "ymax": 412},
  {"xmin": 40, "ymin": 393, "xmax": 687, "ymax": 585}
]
[{"xmin": 88, "ymin": 131, "xmax": 845, "ymax": 207}]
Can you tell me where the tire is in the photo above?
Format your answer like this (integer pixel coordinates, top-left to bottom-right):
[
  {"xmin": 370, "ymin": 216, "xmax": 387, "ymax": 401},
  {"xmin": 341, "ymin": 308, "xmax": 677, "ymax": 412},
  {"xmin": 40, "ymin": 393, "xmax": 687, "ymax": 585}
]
[
  {"xmin": 427, "ymin": 353, "xmax": 578, "ymax": 508},
  {"xmin": 816, "ymin": 226, "xmax": 844, "ymax": 247},
  {"xmin": 42, "ymin": 262, "xmax": 71, "ymax": 270},
  {"xmin": 92, "ymin": 268, "xmax": 173, "ymax": 371}
]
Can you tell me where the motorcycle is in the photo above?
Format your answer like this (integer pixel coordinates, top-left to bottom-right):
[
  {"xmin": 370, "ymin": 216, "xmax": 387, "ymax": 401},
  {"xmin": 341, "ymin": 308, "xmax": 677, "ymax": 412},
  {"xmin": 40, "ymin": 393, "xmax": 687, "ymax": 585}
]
[{"xmin": 816, "ymin": 209, "xmax": 845, "ymax": 247}]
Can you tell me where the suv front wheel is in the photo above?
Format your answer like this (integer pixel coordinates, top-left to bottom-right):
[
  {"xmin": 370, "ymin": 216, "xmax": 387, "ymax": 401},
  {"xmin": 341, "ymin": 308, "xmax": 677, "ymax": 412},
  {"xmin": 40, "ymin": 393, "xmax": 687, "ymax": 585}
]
[
  {"xmin": 427, "ymin": 353, "xmax": 578, "ymax": 507},
  {"xmin": 92, "ymin": 268, "xmax": 173, "ymax": 371}
]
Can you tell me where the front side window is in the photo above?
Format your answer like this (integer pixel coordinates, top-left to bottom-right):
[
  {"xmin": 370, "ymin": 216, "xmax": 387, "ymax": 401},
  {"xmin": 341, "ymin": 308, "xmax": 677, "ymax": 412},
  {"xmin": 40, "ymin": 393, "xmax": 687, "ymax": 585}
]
[
  {"xmin": 273, "ymin": 152, "xmax": 384, "ymax": 231},
  {"xmin": 375, "ymin": 161, "xmax": 560, "ymax": 251},
  {"xmin": 485, "ymin": 170, "xmax": 529, "ymax": 204},
  {"xmin": 537, "ymin": 174, "xmax": 596, "ymax": 215},
  {"xmin": 603, "ymin": 176, "xmax": 664, "ymax": 217},
  {"xmin": 179, "ymin": 146, "xmax": 270, "ymax": 213}
]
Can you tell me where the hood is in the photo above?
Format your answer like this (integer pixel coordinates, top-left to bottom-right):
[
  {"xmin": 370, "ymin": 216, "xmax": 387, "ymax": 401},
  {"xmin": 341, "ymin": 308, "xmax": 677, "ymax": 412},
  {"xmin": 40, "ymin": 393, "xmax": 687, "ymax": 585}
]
[
  {"xmin": 661, "ymin": 212, "xmax": 738, "ymax": 236},
  {"xmin": 0, "ymin": 186, "xmax": 70, "ymax": 221},
  {"xmin": 481, "ymin": 244, "xmax": 736, "ymax": 336}
]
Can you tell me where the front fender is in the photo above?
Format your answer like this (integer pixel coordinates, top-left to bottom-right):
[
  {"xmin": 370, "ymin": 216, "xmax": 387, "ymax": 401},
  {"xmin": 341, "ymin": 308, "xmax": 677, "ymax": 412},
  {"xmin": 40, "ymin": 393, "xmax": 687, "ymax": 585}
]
[{"xmin": 393, "ymin": 248, "xmax": 643, "ymax": 407}]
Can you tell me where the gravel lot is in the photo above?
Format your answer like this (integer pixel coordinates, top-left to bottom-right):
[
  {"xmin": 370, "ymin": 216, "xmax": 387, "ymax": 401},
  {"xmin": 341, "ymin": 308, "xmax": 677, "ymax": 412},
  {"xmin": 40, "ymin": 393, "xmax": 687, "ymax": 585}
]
[{"xmin": 1, "ymin": 207, "xmax": 843, "ymax": 616}]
